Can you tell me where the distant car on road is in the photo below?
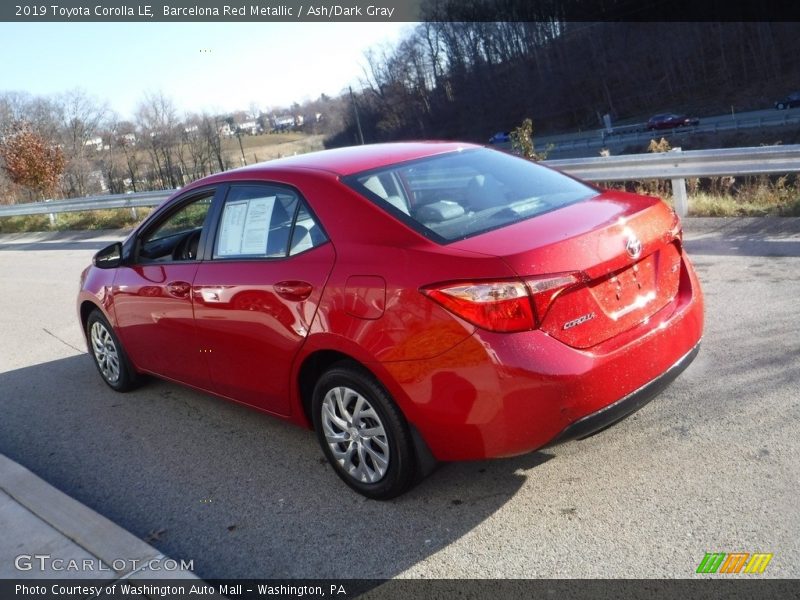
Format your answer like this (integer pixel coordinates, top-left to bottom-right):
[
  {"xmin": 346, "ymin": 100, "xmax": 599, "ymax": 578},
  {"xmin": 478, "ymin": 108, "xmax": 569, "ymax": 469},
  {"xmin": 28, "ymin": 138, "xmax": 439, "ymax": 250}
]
[
  {"xmin": 488, "ymin": 131, "xmax": 511, "ymax": 144},
  {"xmin": 647, "ymin": 113, "xmax": 700, "ymax": 130},
  {"xmin": 775, "ymin": 92, "xmax": 800, "ymax": 110}
]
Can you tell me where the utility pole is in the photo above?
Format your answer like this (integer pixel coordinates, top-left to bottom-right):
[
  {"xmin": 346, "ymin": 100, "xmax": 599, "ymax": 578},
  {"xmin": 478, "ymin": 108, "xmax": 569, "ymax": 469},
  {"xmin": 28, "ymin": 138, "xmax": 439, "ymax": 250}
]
[
  {"xmin": 349, "ymin": 86, "xmax": 365, "ymax": 145},
  {"xmin": 236, "ymin": 130, "xmax": 247, "ymax": 166}
]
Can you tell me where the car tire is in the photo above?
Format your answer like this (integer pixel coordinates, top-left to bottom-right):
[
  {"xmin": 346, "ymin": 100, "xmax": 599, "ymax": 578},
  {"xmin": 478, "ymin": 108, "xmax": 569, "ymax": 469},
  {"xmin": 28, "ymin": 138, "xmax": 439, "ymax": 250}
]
[
  {"xmin": 86, "ymin": 309, "xmax": 139, "ymax": 392},
  {"xmin": 776, "ymin": 102, "xmax": 786, "ymax": 110},
  {"xmin": 312, "ymin": 363, "xmax": 416, "ymax": 500}
]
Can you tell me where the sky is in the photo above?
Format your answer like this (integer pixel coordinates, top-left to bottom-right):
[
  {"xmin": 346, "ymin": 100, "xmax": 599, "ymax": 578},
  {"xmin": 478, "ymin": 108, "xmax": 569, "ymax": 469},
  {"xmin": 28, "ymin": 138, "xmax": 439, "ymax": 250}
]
[{"xmin": 0, "ymin": 21, "xmax": 413, "ymax": 119}]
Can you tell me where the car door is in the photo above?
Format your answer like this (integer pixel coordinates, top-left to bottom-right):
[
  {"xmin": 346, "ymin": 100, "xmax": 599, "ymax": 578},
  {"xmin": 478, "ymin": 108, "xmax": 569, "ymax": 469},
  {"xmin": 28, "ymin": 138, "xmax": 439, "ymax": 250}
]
[
  {"xmin": 191, "ymin": 183, "xmax": 335, "ymax": 416},
  {"xmin": 112, "ymin": 188, "xmax": 218, "ymax": 387}
]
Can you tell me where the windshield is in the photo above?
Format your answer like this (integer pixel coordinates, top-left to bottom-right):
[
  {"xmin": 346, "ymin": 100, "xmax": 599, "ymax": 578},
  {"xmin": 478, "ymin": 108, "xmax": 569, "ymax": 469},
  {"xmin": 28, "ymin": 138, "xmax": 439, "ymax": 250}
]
[{"xmin": 345, "ymin": 148, "xmax": 597, "ymax": 243}]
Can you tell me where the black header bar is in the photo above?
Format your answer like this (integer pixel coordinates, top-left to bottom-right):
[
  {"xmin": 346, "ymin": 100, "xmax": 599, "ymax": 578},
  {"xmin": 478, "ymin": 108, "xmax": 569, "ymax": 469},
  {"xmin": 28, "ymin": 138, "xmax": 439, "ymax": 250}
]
[{"xmin": 2, "ymin": 0, "xmax": 800, "ymax": 22}]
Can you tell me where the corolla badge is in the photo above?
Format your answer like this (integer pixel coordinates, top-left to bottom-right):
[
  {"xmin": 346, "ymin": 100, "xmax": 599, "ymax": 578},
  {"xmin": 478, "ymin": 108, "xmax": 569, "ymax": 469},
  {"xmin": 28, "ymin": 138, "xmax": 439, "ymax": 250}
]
[
  {"xmin": 563, "ymin": 312, "xmax": 596, "ymax": 330},
  {"xmin": 625, "ymin": 234, "xmax": 643, "ymax": 259}
]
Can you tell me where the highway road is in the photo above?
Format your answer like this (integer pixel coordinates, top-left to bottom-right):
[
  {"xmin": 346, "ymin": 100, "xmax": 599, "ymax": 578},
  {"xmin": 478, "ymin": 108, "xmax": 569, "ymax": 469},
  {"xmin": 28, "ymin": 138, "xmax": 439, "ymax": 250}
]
[
  {"xmin": 502, "ymin": 106, "xmax": 800, "ymax": 158},
  {"xmin": 0, "ymin": 219, "xmax": 798, "ymax": 579}
]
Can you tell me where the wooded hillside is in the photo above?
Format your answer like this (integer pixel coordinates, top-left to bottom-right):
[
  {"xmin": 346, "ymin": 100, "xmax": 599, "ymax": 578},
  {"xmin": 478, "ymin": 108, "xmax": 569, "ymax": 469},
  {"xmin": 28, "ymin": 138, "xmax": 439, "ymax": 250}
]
[{"xmin": 328, "ymin": 19, "xmax": 799, "ymax": 147}]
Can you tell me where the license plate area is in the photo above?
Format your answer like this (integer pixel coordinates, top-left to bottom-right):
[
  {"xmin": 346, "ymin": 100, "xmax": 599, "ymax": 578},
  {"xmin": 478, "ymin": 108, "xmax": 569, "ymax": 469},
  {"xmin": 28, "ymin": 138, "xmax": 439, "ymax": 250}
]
[
  {"xmin": 589, "ymin": 253, "xmax": 657, "ymax": 316},
  {"xmin": 541, "ymin": 243, "xmax": 681, "ymax": 348}
]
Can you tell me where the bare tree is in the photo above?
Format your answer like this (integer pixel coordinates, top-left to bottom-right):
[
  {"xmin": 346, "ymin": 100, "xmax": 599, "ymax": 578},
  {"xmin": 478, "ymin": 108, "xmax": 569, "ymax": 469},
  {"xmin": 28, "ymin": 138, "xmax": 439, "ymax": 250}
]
[
  {"xmin": 178, "ymin": 113, "xmax": 218, "ymax": 181},
  {"xmin": 135, "ymin": 92, "xmax": 181, "ymax": 189},
  {"xmin": 200, "ymin": 113, "xmax": 226, "ymax": 173},
  {"xmin": 58, "ymin": 89, "xmax": 108, "ymax": 197},
  {"xmin": 98, "ymin": 112, "xmax": 135, "ymax": 195}
]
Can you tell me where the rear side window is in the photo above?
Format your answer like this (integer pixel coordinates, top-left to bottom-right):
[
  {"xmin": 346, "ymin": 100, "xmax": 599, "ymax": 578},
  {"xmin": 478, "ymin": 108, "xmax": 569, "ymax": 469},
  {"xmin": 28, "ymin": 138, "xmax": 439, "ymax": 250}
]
[
  {"xmin": 346, "ymin": 148, "xmax": 597, "ymax": 243},
  {"xmin": 213, "ymin": 185, "xmax": 327, "ymax": 259}
]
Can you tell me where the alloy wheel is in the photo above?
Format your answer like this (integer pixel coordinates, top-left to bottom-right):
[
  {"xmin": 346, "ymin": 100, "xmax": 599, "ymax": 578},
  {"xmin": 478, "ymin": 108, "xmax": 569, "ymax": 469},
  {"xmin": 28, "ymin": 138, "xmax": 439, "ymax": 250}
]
[
  {"xmin": 321, "ymin": 386, "xmax": 390, "ymax": 483},
  {"xmin": 90, "ymin": 321, "xmax": 121, "ymax": 384}
]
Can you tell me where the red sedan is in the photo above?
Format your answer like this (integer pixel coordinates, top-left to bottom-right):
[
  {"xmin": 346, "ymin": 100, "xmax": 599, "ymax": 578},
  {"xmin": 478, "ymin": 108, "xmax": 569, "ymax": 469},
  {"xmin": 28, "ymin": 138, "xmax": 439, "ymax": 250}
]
[
  {"xmin": 78, "ymin": 142, "xmax": 703, "ymax": 499},
  {"xmin": 647, "ymin": 113, "xmax": 700, "ymax": 130}
]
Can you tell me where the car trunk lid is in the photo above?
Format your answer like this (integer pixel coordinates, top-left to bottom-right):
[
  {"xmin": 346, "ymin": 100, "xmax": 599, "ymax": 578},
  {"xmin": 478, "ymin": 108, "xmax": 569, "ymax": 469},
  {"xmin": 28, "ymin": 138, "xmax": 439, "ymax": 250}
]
[{"xmin": 450, "ymin": 190, "xmax": 683, "ymax": 348}]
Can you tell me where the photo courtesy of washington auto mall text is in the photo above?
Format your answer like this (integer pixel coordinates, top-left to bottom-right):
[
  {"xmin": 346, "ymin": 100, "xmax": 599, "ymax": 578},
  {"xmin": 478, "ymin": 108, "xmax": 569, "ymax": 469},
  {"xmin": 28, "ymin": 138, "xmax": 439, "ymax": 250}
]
[{"xmin": 13, "ymin": 582, "xmax": 349, "ymax": 598}]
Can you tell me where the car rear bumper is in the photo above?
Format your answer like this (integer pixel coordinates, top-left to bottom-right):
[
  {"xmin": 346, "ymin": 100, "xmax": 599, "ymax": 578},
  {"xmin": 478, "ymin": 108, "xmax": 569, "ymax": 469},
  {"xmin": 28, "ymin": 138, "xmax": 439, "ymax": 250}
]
[
  {"xmin": 377, "ymin": 250, "xmax": 704, "ymax": 461},
  {"xmin": 549, "ymin": 340, "xmax": 700, "ymax": 445}
]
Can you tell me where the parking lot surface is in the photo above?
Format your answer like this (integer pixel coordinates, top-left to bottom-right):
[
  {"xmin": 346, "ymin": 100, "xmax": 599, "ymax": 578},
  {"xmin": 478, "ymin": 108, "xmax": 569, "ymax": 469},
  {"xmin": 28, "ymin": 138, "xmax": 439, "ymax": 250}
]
[{"xmin": 0, "ymin": 219, "xmax": 797, "ymax": 579}]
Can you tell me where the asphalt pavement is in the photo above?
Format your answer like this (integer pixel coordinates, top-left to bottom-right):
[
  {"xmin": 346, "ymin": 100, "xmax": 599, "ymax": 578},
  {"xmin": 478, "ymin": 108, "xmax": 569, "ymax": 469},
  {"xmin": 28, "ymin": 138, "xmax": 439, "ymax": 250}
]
[
  {"xmin": 0, "ymin": 453, "xmax": 199, "ymax": 582},
  {"xmin": 0, "ymin": 219, "xmax": 797, "ymax": 579}
]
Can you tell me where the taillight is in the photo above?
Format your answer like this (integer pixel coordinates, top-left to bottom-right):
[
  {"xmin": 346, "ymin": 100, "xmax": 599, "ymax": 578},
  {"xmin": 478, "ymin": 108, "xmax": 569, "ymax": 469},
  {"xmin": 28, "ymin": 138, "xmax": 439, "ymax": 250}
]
[
  {"xmin": 524, "ymin": 273, "xmax": 581, "ymax": 323},
  {"xmin": 421, "ymin": 273, "xmax": 582, "ymax": 333},
  {"xmin": 422, "ymin": 280, "xmax": 533, "ymax": 332}
]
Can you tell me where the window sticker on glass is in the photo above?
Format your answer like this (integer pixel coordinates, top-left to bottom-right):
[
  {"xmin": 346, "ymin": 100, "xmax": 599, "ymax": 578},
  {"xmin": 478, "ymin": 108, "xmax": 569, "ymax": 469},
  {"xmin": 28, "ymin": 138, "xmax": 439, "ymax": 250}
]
[
  {"xmin": 217, "ymin": 196, "xmax": 276, "ymax": 257},
  {"xmin": 240, "ymin": 196, "xmax": 275, "ymax": 254},
  {"xmin": 217, "ymin": 200, "xmax": 248, "ymax": 257}
]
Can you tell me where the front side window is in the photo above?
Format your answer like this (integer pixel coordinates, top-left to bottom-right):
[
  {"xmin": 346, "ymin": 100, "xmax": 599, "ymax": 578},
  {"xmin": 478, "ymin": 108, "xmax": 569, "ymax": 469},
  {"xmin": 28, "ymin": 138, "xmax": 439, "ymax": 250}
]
[
  {"xmin": 345, "ymin": 148, "xmax": 597, "ymax": 243},
  {"xmin": 213, "ymin": 184, "xmax": 327, "ymax": 259},
  {"xmin": 138, "ymin": 193, "xmax": 213, "ymax": 262}
]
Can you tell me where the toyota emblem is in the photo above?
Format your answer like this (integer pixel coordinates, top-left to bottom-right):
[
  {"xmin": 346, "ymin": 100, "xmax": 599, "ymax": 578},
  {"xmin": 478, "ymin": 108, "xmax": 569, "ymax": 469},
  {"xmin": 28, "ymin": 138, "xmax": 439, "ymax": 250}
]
[{"xmin": 626, "ymin": 235, "xmax": 642, "ymax": 259}]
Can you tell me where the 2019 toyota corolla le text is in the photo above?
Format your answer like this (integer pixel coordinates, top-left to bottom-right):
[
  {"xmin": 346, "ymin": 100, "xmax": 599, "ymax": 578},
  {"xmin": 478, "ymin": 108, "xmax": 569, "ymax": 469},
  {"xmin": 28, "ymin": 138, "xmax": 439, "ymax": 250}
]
[{"xmin": 78, "ymin": 142, "xmax": 704, "ymax": 499}]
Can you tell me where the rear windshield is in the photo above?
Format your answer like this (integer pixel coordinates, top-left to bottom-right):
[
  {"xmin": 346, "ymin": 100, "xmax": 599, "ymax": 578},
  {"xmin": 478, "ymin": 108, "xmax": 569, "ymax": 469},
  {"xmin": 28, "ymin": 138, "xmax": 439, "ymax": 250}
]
[{"xmin": 344, "ymin": 148, "xmax": 597, "ymax": 243}]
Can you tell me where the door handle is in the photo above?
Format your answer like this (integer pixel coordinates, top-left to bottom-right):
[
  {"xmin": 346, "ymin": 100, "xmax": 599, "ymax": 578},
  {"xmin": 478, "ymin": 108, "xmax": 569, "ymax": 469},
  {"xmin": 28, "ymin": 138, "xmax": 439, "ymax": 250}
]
[
  {"xmin": 166, "ymin": 281, "xmax": 192, "ymax": 299},
  {"xmin": 274, "ymin": 281, "xmax": 313, "ymax": 301},
  {"xmin": 198, "ymin": 287, "xmax": 224, "ymax": 303}
]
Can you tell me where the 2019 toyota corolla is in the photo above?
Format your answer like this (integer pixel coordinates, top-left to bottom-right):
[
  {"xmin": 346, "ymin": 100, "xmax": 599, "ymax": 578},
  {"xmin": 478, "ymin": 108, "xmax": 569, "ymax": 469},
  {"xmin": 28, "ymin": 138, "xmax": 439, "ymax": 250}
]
[{"xmin": 78, "ymin": 142, "xmax": 704, "ymax": 499}]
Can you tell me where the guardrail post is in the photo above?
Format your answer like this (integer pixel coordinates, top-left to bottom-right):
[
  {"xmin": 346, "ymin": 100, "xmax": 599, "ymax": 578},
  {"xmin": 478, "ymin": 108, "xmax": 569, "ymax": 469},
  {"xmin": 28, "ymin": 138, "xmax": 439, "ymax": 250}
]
[
  {"xmin": 131, "ymin": 206, "xmax": 138, "ymax": 220},
  {"xmin": 48, "ymin": 212, "xmax": 56, "ymax": 227},
  {"xmin": 672, "ymin": 178, "xmax": 688, "ymax": 217},
  {"xmin": 670, "ymin": 147, "xmax": 689, "ymax": 217}
]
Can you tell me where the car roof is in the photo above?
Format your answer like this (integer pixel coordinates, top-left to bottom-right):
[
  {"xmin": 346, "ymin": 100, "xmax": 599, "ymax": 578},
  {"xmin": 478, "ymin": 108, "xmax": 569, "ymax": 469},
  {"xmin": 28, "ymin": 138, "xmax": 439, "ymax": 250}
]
[{"xmin": 220, "ymin": 141, "xmax": 480, "ymax": 178}]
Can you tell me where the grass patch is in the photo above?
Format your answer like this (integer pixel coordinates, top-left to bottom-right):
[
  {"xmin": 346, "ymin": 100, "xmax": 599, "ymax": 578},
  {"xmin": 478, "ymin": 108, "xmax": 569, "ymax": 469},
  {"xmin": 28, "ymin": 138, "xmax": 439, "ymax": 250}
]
[
  {"xmin": 600, "ymin": 174, "xmax": 800, "ymax": 217},
  {"xmin": 225, "ymin": 134, "xmax": 325, "ymax": 166},
  {"xmin": 221, "ymin": 132, "xmax": 308, "ymax": 152},
  {"xmin": 0, "ymin": 207, "xmax": 151, "ymax": 234},
  {"xmin": 685, "ymin": 175, "xmax": 800, "ymax": 216},
  {"xmin": 688, "ymin": 192, "xmax": 800, "ymax": 216}
]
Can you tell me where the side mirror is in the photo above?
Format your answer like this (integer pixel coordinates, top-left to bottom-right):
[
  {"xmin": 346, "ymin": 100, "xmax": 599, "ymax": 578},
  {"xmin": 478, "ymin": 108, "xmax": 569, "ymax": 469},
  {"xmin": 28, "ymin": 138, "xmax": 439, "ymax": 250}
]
[{"xmin": 93, "ymin": 242, "xmax": 123, "ymax": 269}]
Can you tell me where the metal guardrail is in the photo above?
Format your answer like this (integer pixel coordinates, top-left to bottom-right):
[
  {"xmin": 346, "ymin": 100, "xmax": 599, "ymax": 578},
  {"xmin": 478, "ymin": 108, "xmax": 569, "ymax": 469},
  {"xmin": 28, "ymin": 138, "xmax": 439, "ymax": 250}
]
[
  {"xmin": 1, "ymin": 145, "xmax": 799, "ymax": 219},
  {"xmin": 546, "ymin": 145, "xmax": 800, "ymax": 180},
  {"xmin": 0, "ymin": 189, "xmax": 172, "ymax": 217},
  {"xmin": 545, "ymin": 145, "xmax": 800, "ymax": 215}
]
